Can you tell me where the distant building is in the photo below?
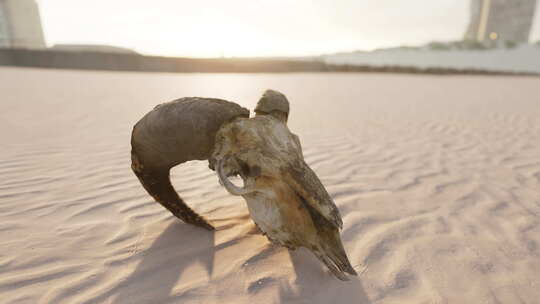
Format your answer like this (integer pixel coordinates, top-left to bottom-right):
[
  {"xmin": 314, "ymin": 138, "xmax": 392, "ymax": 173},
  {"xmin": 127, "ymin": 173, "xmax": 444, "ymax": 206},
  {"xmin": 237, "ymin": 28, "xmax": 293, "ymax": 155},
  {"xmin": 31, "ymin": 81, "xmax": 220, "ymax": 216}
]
[
  {"xmin": 0, "ymin": 0, "xmax": 46, "ymax": 48},
  {"xmin": 464, "ymin": 0, "xmax": 537, "ymax": 45}
]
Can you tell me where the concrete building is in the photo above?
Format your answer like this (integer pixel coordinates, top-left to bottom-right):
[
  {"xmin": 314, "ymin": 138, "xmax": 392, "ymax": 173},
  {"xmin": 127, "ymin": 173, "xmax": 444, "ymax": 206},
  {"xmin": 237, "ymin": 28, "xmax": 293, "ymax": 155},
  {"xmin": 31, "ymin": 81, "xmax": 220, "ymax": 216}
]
[
  {"xmin": 464, "ymin": 0, "xmax": 537, "ymax": 45},
  {"xmin": 0, "ymin": 0, "xmax": 46, "ymax": 48}
]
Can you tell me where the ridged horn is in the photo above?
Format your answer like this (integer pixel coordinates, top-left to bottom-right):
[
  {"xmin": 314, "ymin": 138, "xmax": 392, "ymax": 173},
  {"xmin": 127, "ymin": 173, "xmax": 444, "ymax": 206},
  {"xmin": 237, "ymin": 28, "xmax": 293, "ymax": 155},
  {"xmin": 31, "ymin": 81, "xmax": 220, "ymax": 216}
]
[{"xmin": 131, "ymin": 97, "xmax": 249, "ymax": 230}]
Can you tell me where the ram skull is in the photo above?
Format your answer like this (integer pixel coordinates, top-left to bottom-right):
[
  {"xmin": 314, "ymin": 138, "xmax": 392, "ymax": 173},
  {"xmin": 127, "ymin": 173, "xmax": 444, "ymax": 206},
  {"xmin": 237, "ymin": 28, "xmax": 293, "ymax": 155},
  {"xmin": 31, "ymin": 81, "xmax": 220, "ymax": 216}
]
[{"xmin": 131, "ymin": 92, "xmax": 356, "ymax": 280}]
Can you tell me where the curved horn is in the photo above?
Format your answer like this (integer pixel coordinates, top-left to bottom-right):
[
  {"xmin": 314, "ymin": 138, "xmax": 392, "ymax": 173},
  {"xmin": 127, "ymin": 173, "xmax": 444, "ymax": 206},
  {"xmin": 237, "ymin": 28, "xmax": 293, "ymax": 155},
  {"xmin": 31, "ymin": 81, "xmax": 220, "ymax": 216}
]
[
  {"xmin": 131, "ymin": 97, "xmax": 249, "ymax": 230},
  {"xmin": 217, "ymin": 157, "xmax": 256, "ymax": 196}
]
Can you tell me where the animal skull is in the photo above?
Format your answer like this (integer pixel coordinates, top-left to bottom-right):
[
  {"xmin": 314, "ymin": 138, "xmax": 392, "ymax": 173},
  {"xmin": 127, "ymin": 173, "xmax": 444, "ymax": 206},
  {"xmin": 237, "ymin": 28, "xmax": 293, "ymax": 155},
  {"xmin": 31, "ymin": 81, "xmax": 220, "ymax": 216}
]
[
  {"xmin": 209, "ymin": 115, "xmax": 356, "ymax": 280},
  {"xmin": 131, "ymin": 93, "xmax": 356, "ymax": 280}
]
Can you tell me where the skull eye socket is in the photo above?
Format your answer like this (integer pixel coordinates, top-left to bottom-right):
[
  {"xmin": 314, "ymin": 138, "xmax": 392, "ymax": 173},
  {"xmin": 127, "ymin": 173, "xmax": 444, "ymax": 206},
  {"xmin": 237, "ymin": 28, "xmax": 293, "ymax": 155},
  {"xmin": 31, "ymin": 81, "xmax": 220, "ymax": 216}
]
[
  {"xmin": 250, "ymin": 165, "xmax": 262, "ymax": 177},
  {"xmin": 217, "ymin": 157, "xmax": 256, "ymax": 196},
  {"xmin": 236, "ymin": 159, "xmax": 261, "ymax": 178}
]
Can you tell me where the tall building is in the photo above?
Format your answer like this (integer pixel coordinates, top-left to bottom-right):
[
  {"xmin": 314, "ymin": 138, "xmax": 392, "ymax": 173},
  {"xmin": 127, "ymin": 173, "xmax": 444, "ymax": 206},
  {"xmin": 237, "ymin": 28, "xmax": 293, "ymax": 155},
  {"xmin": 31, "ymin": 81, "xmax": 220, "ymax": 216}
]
[
  {"xmin": 0, "ymin": 0, "xmax": 46, "ymax": 48},
  {"xmin": 464, "ymin": 0, "xmax": 537, "ymax": 44}
]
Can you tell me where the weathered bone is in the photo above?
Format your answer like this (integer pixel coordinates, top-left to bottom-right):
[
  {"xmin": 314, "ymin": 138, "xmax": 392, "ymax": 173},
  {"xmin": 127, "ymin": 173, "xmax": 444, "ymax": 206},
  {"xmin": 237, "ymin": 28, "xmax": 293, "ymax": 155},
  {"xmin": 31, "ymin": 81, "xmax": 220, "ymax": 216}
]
[
  {"xmin": 131, "ymin": 91, "xmax": 355, "ymax": 280},
  {"xmin": 211, "ymin": 114, "xmax": 356, "ymax": 280},
  {"xmin": 216, "ymin": 157, "xmax": 256, "ymax": 196}
]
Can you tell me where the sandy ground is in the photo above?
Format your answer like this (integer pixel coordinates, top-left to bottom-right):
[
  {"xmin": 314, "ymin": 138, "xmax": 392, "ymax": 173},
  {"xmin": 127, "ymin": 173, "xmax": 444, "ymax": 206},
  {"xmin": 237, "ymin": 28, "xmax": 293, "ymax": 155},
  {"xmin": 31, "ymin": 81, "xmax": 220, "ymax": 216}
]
[{"xmin": 1, "ymin": 67, "xmax": 540, "ymax": 304}]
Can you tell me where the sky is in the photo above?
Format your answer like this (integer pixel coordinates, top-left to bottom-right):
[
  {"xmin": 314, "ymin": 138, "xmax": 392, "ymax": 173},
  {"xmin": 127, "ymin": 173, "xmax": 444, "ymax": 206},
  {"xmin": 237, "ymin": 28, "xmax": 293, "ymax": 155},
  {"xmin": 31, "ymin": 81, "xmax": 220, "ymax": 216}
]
[{"xmin": 37, "ymin": 0, "xmax": 540, "ymax": 58}]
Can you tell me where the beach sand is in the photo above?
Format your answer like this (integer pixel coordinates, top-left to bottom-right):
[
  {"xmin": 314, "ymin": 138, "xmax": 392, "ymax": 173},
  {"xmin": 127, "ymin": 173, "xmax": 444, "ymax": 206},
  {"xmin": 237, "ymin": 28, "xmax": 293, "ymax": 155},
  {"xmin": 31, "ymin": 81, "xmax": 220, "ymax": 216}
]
[{"xmin": 1, "ymin": 67, "xmax": 539, "ymax": 303}]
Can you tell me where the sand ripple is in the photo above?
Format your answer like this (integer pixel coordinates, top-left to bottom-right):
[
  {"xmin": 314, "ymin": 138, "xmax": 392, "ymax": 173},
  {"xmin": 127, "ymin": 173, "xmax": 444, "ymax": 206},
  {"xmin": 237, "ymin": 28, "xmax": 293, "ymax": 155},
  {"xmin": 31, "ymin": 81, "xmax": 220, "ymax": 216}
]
[{"xmin": 1, "ymin": 68, "xmax": 540, "ymax": 303}]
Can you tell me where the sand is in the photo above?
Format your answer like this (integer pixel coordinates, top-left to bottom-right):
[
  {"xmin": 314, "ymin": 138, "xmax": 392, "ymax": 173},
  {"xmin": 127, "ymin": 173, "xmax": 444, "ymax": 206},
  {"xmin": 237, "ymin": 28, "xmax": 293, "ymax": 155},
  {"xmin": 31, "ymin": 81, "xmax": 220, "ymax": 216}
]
[{"xmin": 1, "ymin": 67, "xmax": 539, "ymax": 304}]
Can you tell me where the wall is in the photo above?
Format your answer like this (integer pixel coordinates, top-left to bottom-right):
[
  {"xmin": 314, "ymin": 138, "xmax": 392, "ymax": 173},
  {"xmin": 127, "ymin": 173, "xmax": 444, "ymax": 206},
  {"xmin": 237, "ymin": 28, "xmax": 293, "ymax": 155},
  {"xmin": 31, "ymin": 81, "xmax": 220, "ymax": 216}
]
[
  {"xmin": 0, "ymin": 49, "xmax": 327, "ymax": 73},
  {"xmin": 485, "ymin": 0, "xmax": 537, "ymax": 43},
  {"xmin": 465, "ymin": 0, "xmax": 537, "ymax": 44},
  {"xmin": 0, "ymin": 1, "xmax": 11, "ymax": 47},
  {"xmin": 0, "ymin": 48, "xmax": 535, "ymax": 76},
  {"xmin": 2, "ymin": 0, "xmax": 46, "ymax": 48}
]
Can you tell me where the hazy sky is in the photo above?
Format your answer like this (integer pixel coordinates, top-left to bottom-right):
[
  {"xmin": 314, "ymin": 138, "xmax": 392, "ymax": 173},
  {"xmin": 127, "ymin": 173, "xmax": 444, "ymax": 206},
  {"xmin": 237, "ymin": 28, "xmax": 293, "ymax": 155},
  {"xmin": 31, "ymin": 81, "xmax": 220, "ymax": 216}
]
[{"xmin": 37, "ymin": 0, "xmax": 540, "ymax": 57}]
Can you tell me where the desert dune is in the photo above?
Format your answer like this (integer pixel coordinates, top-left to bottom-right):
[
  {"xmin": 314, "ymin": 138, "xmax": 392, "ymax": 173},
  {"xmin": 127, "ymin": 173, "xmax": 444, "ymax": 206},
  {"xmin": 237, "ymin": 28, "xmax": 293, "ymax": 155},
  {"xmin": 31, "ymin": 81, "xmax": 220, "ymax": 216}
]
[{"xmin": 0, "ymin": 67, "xmax": 539, "ymax": 303}]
